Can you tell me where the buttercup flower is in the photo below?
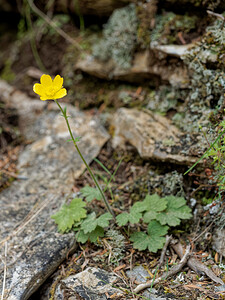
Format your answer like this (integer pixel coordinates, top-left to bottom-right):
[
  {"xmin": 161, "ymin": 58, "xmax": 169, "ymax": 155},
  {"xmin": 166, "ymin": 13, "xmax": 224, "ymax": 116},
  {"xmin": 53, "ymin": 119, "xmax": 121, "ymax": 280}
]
[{"xmin": 33, "ymin": 74, "xmax": 67, "ymax": 100}]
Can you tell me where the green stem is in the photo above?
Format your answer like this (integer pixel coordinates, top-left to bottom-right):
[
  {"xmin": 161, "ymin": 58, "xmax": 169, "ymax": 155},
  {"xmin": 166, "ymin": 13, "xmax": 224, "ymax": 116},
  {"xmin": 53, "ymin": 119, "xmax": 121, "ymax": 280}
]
[
  {"xmin": 25, "ymin": 2, "xmax": 47, "ymax": 73},
  {"xmin": 54, "ymin": 100, "xmax": 115, "ymax": 218},
  {"xmin": 184, "ymin": 128, "xmax": 225, "ymax": 175}
]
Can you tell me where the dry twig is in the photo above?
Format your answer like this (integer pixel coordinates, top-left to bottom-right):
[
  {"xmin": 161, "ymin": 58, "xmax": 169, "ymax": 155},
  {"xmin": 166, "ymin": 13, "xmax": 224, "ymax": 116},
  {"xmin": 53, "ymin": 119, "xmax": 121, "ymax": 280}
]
[
  {"xmin": 191, "ymin": 221, "xmax": 214, "ymax": 243},
  {"xmin": 171, "ymin": 241, "xmax": 224, "ymax": 285},
  {"xmin": 207, "ymin": 10, "xmax": 225, "ymax": 28},
  {"xmin": 0, "ymin": 242, "xmax": 7, "ymax": 300},
  {"xmin": 134, "ymin": 245, "xmax": 191, "ymax": 293},
  {"xmin": 158, "ymin": 235, "xmax": 172, "ymax": 268},
  {"xmin": 0, "ymin": 169, "xmax": 28, "ymax": 180},
  {"xmin": 27, "ymin": 0, "xmax": 82, "ymax": 51}
]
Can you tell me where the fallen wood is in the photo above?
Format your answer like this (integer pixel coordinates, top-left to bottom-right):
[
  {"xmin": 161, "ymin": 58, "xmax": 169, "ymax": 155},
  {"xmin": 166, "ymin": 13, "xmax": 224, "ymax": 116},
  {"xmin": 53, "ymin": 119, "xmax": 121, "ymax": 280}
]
[
  {"xmin": 134, "ymin": 245, "xmax": 191, "ymax": 293},
  {"xmin": 134, "ymin": 239, "xmax": 224, "ymax": 294},
  {"xmin": 171, "ymin": 241, "xmax": 224, "ymax": 285}
]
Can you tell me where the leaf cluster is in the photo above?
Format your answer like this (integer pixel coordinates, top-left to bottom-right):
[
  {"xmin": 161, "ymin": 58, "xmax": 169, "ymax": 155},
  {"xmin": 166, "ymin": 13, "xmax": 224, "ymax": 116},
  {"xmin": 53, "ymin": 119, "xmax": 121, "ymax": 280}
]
[
  {"xmin": 52, "ymin": 192, "xmax": 191, "ymax": 254},
  {"xmin": 76, "ymin": 212, "xmax": 112, "ymax": 243},
  {"xmin": 52, "ymin": 159, "xmax": 121, "ymax": 244},
  {"xmin": 51, "ymin": 197, "xmax": 113, "ymax": 243},
  {"xmin": 116, "ymin": 194, "xmax": 192, "ymax": 253},
  {"xmin": 116, "ymin": 194, "xmax": 191, "ymax": 227}
]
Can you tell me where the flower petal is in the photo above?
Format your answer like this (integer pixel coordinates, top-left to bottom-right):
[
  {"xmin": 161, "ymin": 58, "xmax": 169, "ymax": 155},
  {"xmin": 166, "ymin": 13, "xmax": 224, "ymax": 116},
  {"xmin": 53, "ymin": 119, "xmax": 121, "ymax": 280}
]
[
  {"xmin": 40, "ymin": 95, "xmax": 49, "ymax": 101},
  {"xmin": 33, "ymin": 83, "xmax": 44, "ymax": 96},
  {"xmin": 53, "ymin": 75, "xmax": 63, "ymax": 89},
  {"xmin": 40, "ymin": 74, "xmax": 52, "ymax": 87},
  {"xmin": 54, "ymin": 88, "xmax": 67, "ymax": 99}
]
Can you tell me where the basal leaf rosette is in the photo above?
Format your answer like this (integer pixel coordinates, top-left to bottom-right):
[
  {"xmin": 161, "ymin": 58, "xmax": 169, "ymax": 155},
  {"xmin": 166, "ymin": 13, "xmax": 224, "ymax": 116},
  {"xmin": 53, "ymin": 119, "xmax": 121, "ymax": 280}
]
[{"xmin": 33, "ymin": 74, "xmax": 67, "ymax": 100}]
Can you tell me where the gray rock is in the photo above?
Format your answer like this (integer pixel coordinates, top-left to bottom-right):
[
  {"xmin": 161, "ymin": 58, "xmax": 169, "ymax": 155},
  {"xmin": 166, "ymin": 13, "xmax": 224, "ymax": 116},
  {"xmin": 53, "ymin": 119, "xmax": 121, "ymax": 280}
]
[
  {"xmin": 126, "ymin": 266, "xmax": 174, "ymax": 300},
  {"xmin": 212, "ymin": 228, "xmax": 225, "ymax": 257},
  {"xmin": 54, "ymin": 267, "xmax": 122, "ymax": 299},
  {"xmin": 75, "ymin": 50, "xmax": 189, "ymax": 88},
  {"xmin": 127, "ymin": 265, "xmax": 150, "ymax": 283},
  {"xmin": 0, "ymin": 80, "xmax": 110, "ymax": 300},
  {"xmin": 111, "ymin": 108, "xmax": 200, "ymax": 165}
]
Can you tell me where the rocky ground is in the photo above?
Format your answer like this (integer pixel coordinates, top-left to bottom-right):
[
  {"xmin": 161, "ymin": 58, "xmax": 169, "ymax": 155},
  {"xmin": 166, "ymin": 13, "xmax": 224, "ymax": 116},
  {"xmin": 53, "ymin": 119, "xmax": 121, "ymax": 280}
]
[{"xmin": 0, "ymin": 1, "xmax": 225, "ymax": 299}]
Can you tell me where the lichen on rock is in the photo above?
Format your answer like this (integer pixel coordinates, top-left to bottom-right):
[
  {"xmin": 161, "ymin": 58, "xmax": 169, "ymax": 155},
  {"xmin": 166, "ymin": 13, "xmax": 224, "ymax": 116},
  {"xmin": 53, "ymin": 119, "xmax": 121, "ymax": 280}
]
[
  {"xmin": 92, "ymin": 4, "xmax": 138, "ymax": 69},
  {"xmin": 175, "ymin": 18, "xmax": 225, "ymax": 133},
  {"xmin": 147, "ymin": 85, "xmax": 188, "ymax": 114},
  {"xmin": 151, "ymin": 12, "xmax": 198, "ymax": 45}
]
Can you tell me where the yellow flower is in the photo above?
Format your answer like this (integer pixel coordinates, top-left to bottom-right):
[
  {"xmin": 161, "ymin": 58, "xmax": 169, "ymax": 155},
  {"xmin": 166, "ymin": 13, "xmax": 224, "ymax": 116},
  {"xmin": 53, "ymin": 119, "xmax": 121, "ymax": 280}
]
[{"xmin": 33, "ymin": 74, "xmax": 67, "ymax": 101}]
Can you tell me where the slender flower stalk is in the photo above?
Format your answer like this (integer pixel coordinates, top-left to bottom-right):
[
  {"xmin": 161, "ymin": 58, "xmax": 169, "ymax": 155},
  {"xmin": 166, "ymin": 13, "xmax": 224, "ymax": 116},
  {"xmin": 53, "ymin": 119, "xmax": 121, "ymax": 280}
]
[
  {"xmin": 33, "ymin": 74, "xmax": 115, "ymax": 218},
  {"xmin": 54, "ymin": 99, "xmax": 115, "ymax": 217}
]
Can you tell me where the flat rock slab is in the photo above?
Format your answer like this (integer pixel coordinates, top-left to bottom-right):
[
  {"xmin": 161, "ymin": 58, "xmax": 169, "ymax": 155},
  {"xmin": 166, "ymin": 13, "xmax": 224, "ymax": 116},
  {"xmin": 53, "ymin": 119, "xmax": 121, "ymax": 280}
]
[
  {"xmin": 111, "ymin": 108, "xmax": 201, "ymax": 165},
  {"xmin": 0, "ymin": 80, "xmax": 110, "ymax": 300},
  {"xmin": 75, "ymin": 50, "xmax": 189, "ymax": 87},
  {"xmin": 54, "ymin": 267, "xmax": 122, "ymax": 299}
]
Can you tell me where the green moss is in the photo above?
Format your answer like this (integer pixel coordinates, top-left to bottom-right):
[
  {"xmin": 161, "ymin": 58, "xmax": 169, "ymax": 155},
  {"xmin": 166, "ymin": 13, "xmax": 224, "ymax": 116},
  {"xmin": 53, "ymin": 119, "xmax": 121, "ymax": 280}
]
[
  {"xmin": 202, "ymin": 196, "xmax": 213, "ymax": 205},
  {"xmin": 162, "ymin": 138, "xmax": 176, "ymax": 147},
  {"xmin": 127, "ymin": 169, "xmax": 185, "ymax": 204},
  {"xmin": 103, "ymin": 229, "xmax": 125, "ymax": 264}
]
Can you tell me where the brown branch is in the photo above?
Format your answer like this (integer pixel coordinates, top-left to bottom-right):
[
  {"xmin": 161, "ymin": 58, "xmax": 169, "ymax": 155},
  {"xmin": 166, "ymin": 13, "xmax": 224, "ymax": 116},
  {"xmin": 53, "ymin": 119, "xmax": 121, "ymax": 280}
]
[
  {"xmin": 134, "ymin": 245, "xmax": 191, "ymax": 293},
  {"xmin": 171, "ymin": 241, "xmax": 224, "ymax": 285}
]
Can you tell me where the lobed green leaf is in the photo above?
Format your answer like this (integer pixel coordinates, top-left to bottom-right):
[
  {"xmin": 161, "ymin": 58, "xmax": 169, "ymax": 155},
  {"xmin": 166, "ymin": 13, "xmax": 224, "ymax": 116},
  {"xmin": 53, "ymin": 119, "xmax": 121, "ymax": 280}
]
[
  {"xmin": 51, "ymin": 198, "xmax": 87, "ymax": 232},
  {"xmin": 156, "ymin": 196, "xmax": 192, "ymax": 226},
  {"xmin": 116, "ymin": 212, "xmax": 130, "ymax": 226},
  {"xmin": 81, "ymin": 212, "xmax": 98, "ymax": 233},
  {"xmin": 143, "ymin": 194, "xmax": 167, "ymax": 212},
  {"xmin": 130, "ymin": 221, "xmax": 168, "ymax": 253},
  {"xmin": 76, "ymin": 226, "xmax": 104, "ymax": 243},
  {"xmin": 81, "ymin": 212, "xmax": 112, "ymax": 234},
  {"xmin": 97, "ymin": 212, "xmax": 112, "ymax": 228},
  {"xmin": 81, "ymin": 185, "xmax": 102, "ymax": 202}
]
